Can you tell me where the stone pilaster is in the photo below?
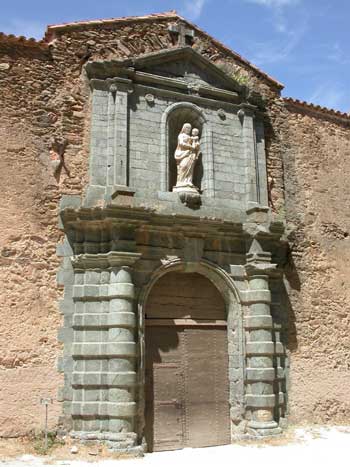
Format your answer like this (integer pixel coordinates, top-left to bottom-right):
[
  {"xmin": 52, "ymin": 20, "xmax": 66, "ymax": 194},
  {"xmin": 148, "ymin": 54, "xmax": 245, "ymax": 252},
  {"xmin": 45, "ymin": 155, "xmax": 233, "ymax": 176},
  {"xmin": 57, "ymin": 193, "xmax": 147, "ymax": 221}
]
[
  {"xmin": 244, "ymin": 240, "xmax": 282, "ymax": 434},
  {"xmin": 112, "ymin": 82, "xmax": 130, "ymax": 188},
  {"xmin": 238, "ymin": 104, "xmax": 258, "ymax": 204},
  {"xmin": 69, "ymin": 252, "xmax": 141, "ymax": 451},
  {"xmin": 85, "ymin": 79, "xmax": 134, "ymax": 206}
]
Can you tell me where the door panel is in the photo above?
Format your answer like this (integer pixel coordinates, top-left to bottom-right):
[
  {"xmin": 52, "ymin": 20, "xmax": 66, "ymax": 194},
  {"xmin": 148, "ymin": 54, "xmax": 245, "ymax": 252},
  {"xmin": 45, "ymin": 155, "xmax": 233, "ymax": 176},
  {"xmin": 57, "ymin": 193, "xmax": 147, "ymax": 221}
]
[
  {"xmin": 145, "ymin": 325, "xmax": 230, "ymax": 451},
  {"xmin": 185, "ymin": 328, "xmax": 231, "ymax": 448},
  {"xmin": 153, "ymin": 364, "xmax": 184, "ymax": 451},
  {"xmin": 145, "ymin": 273, "xmax": 226, "ymax": 320},
  {"xmin": 145, "ymin": 326, "xmax": 185, "ymax": 451}
]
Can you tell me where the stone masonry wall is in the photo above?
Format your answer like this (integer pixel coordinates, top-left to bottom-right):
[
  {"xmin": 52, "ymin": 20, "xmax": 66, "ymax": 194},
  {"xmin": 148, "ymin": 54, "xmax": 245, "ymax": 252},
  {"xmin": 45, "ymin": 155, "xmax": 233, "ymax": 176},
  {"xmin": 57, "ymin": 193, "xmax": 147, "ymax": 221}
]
[{"xmin": 282, "ymin": 103, "xmax": 350, "ymax": 424}]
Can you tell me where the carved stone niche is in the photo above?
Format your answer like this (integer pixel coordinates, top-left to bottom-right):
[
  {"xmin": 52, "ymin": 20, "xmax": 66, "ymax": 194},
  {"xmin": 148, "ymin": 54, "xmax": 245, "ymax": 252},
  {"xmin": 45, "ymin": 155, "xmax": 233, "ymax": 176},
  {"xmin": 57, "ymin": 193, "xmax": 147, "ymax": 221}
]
[
  {"xmin": 168, "ymin": 108, "xmax": 204, "ymax": 192},
  {"xmin": 165, "ymin": 104, "xmax": 207, "ymax": 208}
]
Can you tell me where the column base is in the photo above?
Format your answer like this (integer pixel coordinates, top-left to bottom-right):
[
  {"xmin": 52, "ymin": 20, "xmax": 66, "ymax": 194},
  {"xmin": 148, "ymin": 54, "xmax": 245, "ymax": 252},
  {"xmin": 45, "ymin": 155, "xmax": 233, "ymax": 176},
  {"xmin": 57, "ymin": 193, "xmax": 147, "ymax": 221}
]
[
  {"xmin": 70, "ymin": 431, "xmax": 144, "ymax": 455},
  {"xmin": 247, "ymin": 420, "xmax": 282, "ymax": 437}
]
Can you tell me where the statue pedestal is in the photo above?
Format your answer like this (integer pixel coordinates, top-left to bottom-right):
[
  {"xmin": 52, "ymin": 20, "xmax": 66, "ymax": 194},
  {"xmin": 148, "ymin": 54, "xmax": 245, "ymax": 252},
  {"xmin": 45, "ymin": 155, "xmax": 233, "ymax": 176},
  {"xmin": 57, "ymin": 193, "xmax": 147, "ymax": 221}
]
[
  {"xmin": 173, "ymin": 185, "xmax": 201, "ymax": 208},
  {"xmin": 173, "ymin": 184, "xmax": 198, "ymax": 194}
]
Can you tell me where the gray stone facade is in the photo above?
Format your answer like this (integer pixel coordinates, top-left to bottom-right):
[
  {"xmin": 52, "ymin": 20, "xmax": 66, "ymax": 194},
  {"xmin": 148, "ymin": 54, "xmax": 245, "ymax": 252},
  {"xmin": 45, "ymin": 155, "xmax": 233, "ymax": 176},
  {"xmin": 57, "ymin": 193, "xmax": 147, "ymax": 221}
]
[
  {"xmin": 58, "ymin": 46, "xmax": 288, "ymax": 451},
  {"xmin": 84, "ymin": 47, "xmax": 267, "ymax": 208}
]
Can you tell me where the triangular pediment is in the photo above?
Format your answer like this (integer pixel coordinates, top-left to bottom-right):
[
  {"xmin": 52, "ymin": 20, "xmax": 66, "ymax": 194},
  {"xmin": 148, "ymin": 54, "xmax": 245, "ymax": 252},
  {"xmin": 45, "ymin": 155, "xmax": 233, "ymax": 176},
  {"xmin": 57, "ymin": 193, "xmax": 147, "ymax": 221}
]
[
  {"xmin": 129, "ymin": 47, "xmax": 240, "ymax": 92},
  {"xmin": 85, "ymin": 47, "xmax": 241, "ymax": 94}
]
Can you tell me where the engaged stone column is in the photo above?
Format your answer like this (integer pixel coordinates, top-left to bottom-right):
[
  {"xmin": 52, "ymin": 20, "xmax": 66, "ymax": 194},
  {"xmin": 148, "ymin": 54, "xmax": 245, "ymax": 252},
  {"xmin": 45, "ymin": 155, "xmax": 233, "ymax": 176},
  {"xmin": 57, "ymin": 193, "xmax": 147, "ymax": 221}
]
[
  {"xmin": 244, "ymin": 240, "xmax": 281, "ymax": 434},
  {"xmin": 107, "ymin": 264, "xmax": 139, "ymax": 446},
  {"xmin": 70, "ymin": 252, "xmax": 141, "ymax": 451}
]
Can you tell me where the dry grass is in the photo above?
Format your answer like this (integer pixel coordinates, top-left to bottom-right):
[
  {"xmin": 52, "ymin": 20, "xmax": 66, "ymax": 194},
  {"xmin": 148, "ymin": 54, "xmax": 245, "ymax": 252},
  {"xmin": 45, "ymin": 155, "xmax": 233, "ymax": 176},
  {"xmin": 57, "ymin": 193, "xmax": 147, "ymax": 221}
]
[
  {"xmin": 234, "ymin": 427, "xmax": 299, "ymax": 447},
  {"xmin": 0, "ymin": 436, "xmax": 136, "ymax": 462}
]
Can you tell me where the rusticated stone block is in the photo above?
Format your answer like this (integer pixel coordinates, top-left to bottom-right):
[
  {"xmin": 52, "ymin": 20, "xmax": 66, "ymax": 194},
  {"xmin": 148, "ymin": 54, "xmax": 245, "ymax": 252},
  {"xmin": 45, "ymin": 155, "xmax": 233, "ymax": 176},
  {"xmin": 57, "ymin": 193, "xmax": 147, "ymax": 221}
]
[{"xmin": 246, "ymin": 341, "xmax": 275, "ymax": 355}]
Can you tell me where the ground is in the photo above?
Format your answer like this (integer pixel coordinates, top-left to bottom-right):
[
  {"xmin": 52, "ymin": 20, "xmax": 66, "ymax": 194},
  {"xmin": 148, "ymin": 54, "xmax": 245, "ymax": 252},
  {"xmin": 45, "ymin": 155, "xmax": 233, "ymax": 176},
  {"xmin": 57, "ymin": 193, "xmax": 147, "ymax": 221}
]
[{"xmin": 0, "ymin": 426, "xmax": 349, "ymax": 467}]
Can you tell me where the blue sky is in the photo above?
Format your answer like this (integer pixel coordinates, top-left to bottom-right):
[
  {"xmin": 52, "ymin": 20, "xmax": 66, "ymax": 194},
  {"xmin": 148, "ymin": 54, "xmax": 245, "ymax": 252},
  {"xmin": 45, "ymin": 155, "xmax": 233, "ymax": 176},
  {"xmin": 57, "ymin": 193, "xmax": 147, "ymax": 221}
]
[{"xmin": 1, "ymin": 0, "xmax": 349, "ymax": 112}]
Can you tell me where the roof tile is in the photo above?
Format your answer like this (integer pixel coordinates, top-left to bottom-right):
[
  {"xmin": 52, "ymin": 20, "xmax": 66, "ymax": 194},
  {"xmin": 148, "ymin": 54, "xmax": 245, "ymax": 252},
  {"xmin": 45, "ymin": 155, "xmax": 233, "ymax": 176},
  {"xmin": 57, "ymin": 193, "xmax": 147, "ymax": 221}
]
[{"xmin": 284, "ymin": 97, "xmax": 350, "ymax": 120}]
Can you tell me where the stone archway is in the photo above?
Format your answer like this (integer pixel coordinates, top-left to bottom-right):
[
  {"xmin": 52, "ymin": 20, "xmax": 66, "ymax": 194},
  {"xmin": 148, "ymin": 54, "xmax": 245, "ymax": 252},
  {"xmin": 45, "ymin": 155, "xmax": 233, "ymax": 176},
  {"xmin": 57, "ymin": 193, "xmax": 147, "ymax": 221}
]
[{"xmin": 138, "ymin": 260, "xmax": 244, "ymax": 452}]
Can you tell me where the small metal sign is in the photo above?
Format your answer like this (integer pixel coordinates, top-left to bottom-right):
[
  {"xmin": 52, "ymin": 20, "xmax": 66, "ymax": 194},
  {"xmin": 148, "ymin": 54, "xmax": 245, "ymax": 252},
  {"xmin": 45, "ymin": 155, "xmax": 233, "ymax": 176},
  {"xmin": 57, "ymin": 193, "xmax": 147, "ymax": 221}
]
[{"xmin": 40, "ymin": 397, "xmax": 53, "ymax": 450}]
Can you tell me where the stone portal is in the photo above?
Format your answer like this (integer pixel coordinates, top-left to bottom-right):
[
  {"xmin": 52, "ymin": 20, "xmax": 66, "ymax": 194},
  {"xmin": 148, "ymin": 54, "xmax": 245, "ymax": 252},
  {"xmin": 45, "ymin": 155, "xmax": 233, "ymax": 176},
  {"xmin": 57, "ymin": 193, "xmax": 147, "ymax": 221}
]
[
  {"xmin": 58, "ymin": 45, "xmax": 287, "ymax": 453},
  {"xmin": 144, "ymin": 272, "xmax": 230, "ymax": 451}
]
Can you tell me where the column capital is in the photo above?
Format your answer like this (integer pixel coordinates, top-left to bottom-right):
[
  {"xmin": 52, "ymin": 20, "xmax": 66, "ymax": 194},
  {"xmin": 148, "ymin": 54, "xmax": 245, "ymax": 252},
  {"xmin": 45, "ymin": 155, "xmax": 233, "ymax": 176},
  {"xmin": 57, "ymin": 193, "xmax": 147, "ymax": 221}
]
[
  {"xmin": 245, "ymin": 238, "xmax": 277, "ymax": 276},
  {"xmin": 71, "ymin": 251, "xmax": 141, "ymax": 270},
  {"xmin": 245, "ymin": 261, "xmax": 277, "ymax": 277}
]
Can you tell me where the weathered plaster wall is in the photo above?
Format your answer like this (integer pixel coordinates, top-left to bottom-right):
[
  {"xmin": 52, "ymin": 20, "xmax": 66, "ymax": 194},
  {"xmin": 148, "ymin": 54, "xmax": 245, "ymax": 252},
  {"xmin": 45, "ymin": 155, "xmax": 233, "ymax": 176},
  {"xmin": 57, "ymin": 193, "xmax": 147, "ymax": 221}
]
[
  {"xmin": 0, "ymin": 42, "xmax": 61, "ymax": 436},
  {"xmin": 0, "ymin": 37, "xmax": 90, "ymax": 435},
  {"xmin": 282, "ymin": 103, "xmax": 350, "ymax": 424}
]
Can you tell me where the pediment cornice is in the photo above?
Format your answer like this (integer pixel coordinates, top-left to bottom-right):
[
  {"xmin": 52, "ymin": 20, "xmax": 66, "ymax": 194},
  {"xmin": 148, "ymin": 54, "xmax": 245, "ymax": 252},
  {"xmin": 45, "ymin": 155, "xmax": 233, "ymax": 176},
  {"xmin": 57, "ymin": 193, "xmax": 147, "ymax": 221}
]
[
  {"xmin": 85, "ymin": 47, "xmax": 242, "ymax": 94},
  {"xmin": 85, "ymin": 46, "xmax": 249, "ymax": 105}
]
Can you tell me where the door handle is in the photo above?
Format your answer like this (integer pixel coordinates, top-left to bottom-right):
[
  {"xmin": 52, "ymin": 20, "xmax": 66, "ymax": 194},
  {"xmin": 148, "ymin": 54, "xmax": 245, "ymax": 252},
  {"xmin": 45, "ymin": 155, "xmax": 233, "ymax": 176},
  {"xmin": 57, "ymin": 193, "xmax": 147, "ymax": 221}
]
[{"xmin": 173, "ymin": 399, "xmax": 182, "ymax": 409}]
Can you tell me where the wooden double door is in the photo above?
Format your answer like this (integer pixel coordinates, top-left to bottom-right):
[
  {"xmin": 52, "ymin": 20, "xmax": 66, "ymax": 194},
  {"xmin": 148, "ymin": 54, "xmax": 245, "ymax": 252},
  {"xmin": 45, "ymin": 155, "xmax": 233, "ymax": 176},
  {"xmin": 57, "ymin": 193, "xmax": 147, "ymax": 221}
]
[{"xmin": 145, "ymin": 324, "xmax": 230, "ymax": 451}]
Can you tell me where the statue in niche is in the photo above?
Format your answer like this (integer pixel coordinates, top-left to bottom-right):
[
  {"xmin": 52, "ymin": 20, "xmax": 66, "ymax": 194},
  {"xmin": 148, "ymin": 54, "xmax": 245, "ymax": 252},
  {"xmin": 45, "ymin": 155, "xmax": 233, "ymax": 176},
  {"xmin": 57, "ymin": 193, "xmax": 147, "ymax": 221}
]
[{"xmin": 173, "ymin": 123, "xmax": 200, "ymax": 193}]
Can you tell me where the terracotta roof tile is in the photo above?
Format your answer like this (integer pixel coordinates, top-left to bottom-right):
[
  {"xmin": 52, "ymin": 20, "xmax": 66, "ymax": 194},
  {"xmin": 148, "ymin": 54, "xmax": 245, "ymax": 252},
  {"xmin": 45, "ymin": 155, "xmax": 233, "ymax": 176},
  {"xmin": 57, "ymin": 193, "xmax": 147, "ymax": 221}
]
[
  {"xmin": 0, "ymin": 31, "xmax": 46, "ymax": 47},
  {"xmin": 284, "ymin": 97, "xmax": 350, "ymax": 120}
]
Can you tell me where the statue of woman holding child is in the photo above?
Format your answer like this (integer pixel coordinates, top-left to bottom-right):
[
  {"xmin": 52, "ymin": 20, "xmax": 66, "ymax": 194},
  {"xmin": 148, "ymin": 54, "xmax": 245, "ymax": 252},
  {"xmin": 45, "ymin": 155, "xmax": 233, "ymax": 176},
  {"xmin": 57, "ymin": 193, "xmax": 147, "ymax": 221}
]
[{"xmin": 174, "ymin": 123, "xmax": 200, "ymax": 191}]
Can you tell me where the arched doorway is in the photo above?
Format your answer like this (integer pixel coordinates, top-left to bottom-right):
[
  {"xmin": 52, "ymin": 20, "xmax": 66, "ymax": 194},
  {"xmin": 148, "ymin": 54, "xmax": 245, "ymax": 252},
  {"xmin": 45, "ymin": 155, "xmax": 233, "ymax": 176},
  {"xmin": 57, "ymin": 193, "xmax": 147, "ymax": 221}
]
[{"xmin": 144, "ymin": 271, "xmax": 231, "ymax": 452}]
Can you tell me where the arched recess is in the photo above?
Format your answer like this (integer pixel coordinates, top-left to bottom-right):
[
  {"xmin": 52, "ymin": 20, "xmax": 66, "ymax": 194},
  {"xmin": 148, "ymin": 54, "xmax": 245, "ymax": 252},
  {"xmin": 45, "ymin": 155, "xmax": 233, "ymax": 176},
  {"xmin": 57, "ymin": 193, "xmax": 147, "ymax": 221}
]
[
  {"xmin": 137, "ymin": 259, "xmax": 244, "ymax": 450},
  {"xmin": 160, "ymin": 102, "xmax": 214, "ymax": 196}
]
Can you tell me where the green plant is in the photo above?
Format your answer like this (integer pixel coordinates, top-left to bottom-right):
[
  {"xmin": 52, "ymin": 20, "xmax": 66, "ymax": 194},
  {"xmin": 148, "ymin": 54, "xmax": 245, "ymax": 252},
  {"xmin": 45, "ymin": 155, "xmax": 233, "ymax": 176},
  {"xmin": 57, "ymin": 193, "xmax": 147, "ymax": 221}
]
[
  {"xmin": 32, "ymin": 430, "xmax": 64, "ymax": 455},
  {"xmin": 232, "ymin": 72, "xmax": 249, "ymax": 86}
]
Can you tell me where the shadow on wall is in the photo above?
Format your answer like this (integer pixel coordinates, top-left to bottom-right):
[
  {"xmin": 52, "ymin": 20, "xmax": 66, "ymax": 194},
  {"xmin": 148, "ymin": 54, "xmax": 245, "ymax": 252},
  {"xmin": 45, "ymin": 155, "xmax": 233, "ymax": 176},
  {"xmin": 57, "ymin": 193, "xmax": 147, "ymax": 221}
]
[
  {"xmin": 271, "ymin": 248, "xmax": 300, "ymax": 422},
  {"xmin": 262, "ymin": 111, "xmax": 284, "ymax": 213},
  {"xmin": 283, "ymin": 251, "xmax": 300, "ymax": 353}
]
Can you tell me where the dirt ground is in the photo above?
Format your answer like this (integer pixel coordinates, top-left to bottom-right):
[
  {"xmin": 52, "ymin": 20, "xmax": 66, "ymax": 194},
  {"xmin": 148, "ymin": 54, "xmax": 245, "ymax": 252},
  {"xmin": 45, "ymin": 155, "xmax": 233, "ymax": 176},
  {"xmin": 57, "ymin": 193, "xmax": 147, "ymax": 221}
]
[{"xmin": 0, "ymin": 426, "xmax": 349, "ymax": 467}]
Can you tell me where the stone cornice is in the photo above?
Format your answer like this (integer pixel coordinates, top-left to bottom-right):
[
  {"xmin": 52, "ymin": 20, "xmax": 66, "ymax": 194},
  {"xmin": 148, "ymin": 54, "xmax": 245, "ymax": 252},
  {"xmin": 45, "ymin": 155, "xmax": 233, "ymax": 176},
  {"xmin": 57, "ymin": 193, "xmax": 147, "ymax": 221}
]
[
  {"xmin": 71, "ymin": 251, "xmax": 142, "ymax": 269},
  {"xmin": 61, "ymin": 203, "xmax": 243, "ymax": 234},
  {"xmin": 85, "ymin": 46, "xmax": 243, "ymax": 104},
  {"xmin": 85, "ymin": 47, "xmax": 239, "ymax": 90},
  {"xmin": 59, "ymin": 204, "xmax": 287, "ymax": 248},
  {"xmin": 90, "ymin": 76, "xmax": 241, "ymax": 108}
]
